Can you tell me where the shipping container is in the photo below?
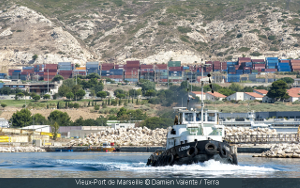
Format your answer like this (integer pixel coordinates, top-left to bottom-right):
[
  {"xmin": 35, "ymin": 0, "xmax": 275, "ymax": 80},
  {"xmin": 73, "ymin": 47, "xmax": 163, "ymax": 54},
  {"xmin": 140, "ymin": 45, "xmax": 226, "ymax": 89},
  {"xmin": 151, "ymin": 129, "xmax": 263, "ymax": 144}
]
[
  {"xmin": 155, "ymin": 64, "xmax": 168, "ymax": 69},
  {"xmin": 168, "ymin": 61, "xmax": 181, "ymax": 67}
]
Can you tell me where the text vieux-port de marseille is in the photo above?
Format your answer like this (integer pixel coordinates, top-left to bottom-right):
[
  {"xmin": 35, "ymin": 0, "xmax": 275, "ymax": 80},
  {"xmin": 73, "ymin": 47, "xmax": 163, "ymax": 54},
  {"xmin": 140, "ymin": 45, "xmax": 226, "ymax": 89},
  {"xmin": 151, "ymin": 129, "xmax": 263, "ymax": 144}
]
[{"xmin": 75, "ymin": 179, "xmax": 219, "ymax": 186}]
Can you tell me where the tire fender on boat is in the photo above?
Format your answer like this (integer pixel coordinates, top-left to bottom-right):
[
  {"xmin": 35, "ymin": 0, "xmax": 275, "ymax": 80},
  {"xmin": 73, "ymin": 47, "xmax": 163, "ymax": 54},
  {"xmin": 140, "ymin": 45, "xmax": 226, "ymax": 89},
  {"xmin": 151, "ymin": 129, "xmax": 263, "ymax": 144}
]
[
  {"xmin": 205, "ymin": 143, "xmax": 217, "ymax": 155},
  {"xmin": 232, "ymin": 153, "xmax": 238, "ymax": 165},
  {"xmin": 167, "ymin": 154, "xmax": 174, "ymax": 165},
  {"xmin": 219, "ymin": 143, "xmax": 228, "ymax": 158},
  {"xmin": 187, "ymin": 146, "xmax": 198, "ymax": 157}
]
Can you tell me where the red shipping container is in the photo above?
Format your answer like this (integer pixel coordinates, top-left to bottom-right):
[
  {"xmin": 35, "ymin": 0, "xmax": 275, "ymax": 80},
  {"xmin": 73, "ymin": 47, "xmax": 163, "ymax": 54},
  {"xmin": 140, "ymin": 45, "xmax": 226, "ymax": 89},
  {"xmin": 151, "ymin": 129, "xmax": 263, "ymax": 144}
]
[
  {"xmin": 251, "ymin": 59, "xmax": 264, "ymax": 62},
  {"xmin": 126, "ymin": 60, "xmax": 140, "ymax": 65},
  {"xmin": 45, "ymin": 64, "xmax": 57, "ymax": 69},
  {"xmin": 265, "ymin": 69, "xmax": 277, "ymax": 72},
  {"xmin": 169, "ymin": 67, "xmax": 182, "ymax": 71},
  {"xmin": 140, "ymin": 64, "xmax": 153, "ymax": 69},
  {"xmin": 280, "ymin": 60, "xmax": 290, "ymax": 63},
  {"xmin": 155, "ymin": 64, "xmax": 168, "ymax": 69}
]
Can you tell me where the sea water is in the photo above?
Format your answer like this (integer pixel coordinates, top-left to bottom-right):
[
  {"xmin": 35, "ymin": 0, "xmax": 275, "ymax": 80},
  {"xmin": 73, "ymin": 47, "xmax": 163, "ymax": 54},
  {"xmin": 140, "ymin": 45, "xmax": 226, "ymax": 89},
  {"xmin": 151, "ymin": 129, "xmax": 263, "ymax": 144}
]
[{"xmin": 0, "ymin": 152, "xmax": 299, "ymax": 178}]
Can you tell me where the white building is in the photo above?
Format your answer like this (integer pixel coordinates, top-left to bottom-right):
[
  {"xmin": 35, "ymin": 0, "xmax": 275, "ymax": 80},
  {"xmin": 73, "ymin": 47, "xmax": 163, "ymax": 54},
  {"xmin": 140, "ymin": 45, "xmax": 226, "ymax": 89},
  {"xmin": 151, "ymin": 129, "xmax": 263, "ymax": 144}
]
[
  {"xmin": 253, "ymin": 89, "xmax": 268, "ymax": 96},
  {"xmin": 111, "ymin": 123, "xmax": 135, "ymax": 129},
  {"xmin": 244, "ymin": 92, "xmax": 264, "ymax": 101},
  {"xmin": 226, "ymin": 92, "xmax": 244, "ymax": 101},
  {"xmin": 287, "ymin": 88, "xmax": 300, "ymax": 102},
  {"xmin": 206, "ymin": 92, "xmax": 226, "ymax": 101},
  {"xmin": 0, "ymin": 118, "xmax": 9, "ymax": 127},
  {"xmin": 21, "ymin": 125, "xmax": 51, "ymax": 132},
  {"xmin": 189, "ymin": 91, "xmax": 206, "ymax": 100}
]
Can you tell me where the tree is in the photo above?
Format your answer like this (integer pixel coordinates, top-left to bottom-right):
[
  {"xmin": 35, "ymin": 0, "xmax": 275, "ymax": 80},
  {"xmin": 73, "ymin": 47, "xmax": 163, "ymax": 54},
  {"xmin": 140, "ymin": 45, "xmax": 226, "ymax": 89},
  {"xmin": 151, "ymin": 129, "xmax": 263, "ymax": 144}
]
[
  {"xmin": 141, "ymin": 81, "xmax": 155, "ymax": 94},
  {"xmin": 51, "ymin": 122, "xmax": 60, "ymax": 140},
  {"xmin": 43, "ymin": 94, "xmax": 50, "ymax": 100},
  {"xmin": 11, "ymin": 109, "xmax": 32, "ymax": 127},
  {"xmin": 75, "ymin": 89, "xmax": 86, "ymax": 100},
  {"xmin": 94, "ymin": 83, "xmax": 104, "ymax": 93},
  {"xmin": 266, "ymin": 80, "xmax": 290, "ymax": 101},
  {"xmin": 33, "ymin": 95, "xmax": 40, "ymax": 102},
  {"xmin": 66, "ymin": 92, "xmax": 74, "ymax": 100},
  {"xmin": 63, "ymin": 78, "xmax": 76, "ymax": 88},
  {"xmin": 129, "ymin": 89, "xmax": 142, "ymax": 97},
  {"xmin": 139, "ymin": 117, "xmax": 173, "ymax": 129},
  {"xmin": 32, "ymin": 54, "xmax": 38, "ymax": 60},
  {"xmin": 30, "ymin": 92, "xmax": 37, "ymax": 98},
  {"xmin": 116, "ymin": 93, "xmax": 126, "ymax": 99},
  {"xmin": 114, "ymin": 89, "xmax": 126, "ymax": 96},
  {"xmin": 72, "ymin": 84, "xmax": 82, "ymax": 95},
  {"xmin": 48, "ymin": 110, "xmax": 71, "ymax": 126},
  {"xmin": 52, "ymin": 75, "xmax": 64, "ymax": 82},
  {"xmin": 97, "ymin": 91, "xmax": 107, "ymax": 99},
  {"xmin": 218, "ymin": 88, "xmax": 235, "ymax": 96},
  {"xmin": 278, "ymin": 77, "xmax": 294, "ymax": 84},
  {"xmin": 16, "ymin": 92, "xmax": 24, "ymax": 100},
  {"xmin": 117, "ymin": 107, "xmax": 127, "ymax": 118},
  {"xmin": 75, "ymin": 63, "xmax": 80, "ymax": 68},
  {"xmin": 86, "ymin": 73, "xmax": 100, "ymax": 79},
  {"xmin": 31, "ymin": 113, "xmax": 47, "ymax": 125},
  {"xmin": 58, "ymin": 85, "xmax": 71, "ymax": 97},
  {"xmin": 1, "ymin": 103, "xmax": 7, "ymax": 108},
  {"xmin": 145, "ymin": 89, "xmax": 157, "ymax": 98},
  {"xmin": 57, "ymin": 102, "xmax": 60, "ymax": 109},
  {"xmin": 229, "ymin": 83, "xmax": 243, "ymax": 92},
  {"xmin": 0, "ymin": 87, "xmax": 11, "ymax": 95}
]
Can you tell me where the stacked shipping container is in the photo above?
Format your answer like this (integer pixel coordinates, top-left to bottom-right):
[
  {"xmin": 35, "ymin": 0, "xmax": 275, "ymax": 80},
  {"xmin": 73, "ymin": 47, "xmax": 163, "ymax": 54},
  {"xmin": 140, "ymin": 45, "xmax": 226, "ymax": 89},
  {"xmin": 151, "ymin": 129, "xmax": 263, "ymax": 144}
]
[
  {"xmin": 44, "ymin": 64, "xmax": 58, "ymax": 81},
  {"xmin": 155, "ymin": 64, "xmax": 168, "ymax": 82},
  {"xmin": 125, "ymin": 61, "xmax": 140, "ymax": 82},
  {"xmin": 290, "ymin": 59, "xmax": 300, "ymax": 72},
  {"xmin": 86, "ymin": 62, "xmax": 99, "ymax": 75}
]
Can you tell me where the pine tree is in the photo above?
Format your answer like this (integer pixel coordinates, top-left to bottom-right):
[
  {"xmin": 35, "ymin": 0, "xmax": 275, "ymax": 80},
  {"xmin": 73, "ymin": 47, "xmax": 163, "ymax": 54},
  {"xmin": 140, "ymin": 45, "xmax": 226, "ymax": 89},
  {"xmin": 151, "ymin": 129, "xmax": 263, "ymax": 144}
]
[
  {"xmin": 65, "ymin": 102, "xmax": 68, "ymax": 109},
  {"xmin": 47, "ymin": 104, "xmax": 49, "ymax": 109},
  {"xmin": 57, "ymin": 102, "xmax": 60, "ymax": 109},
  {"xmin": 88, "ymin": 101, "xmax": 90, "ymax": 107},
  {"xmin": 136, "ymin": 98, "xmax": 139, "ymax": 105},
  {"xmin": 119, "ymin": 99, "xmax": 122, "ymax": 106}
]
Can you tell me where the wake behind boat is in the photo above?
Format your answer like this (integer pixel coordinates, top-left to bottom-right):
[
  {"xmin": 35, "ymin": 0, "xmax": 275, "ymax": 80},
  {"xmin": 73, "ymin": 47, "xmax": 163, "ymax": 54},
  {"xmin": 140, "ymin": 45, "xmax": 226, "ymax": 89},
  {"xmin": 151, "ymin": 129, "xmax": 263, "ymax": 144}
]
[{"xmin": 146, "ymin": 73, "xmax": 238, "ymax": 167}]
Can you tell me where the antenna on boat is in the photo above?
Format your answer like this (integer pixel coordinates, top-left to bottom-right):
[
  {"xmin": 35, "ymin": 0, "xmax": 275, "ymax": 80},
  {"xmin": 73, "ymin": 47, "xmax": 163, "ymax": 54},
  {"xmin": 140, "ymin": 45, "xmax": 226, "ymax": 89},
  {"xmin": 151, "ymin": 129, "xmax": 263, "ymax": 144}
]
[{"xmin": 187, "ymin": 77, "xmax": 190, "ymax": 110}]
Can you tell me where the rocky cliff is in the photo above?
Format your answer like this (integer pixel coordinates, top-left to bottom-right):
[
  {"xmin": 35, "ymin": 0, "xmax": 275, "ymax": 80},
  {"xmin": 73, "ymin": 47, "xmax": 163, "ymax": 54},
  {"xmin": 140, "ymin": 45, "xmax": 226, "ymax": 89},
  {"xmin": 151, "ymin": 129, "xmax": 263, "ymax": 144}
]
[{"xmin": 1, "ymin": 0, "xmax": 300, "ymax": 67}]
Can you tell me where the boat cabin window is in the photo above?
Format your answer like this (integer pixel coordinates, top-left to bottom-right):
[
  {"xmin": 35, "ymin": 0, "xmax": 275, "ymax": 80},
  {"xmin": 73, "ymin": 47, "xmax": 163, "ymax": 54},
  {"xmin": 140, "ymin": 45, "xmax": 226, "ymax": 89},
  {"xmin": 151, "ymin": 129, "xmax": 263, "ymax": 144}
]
[
  {"xmin": 208, "ymin": 113, "xmax": 215, "ymax": 122},
  {"xmin": 196, "ymin": 113, "xmax": 201, "ymax": 121},
  {"xmin": 184, "ymin": 113, "xmax": 194, "ymax": 121}
]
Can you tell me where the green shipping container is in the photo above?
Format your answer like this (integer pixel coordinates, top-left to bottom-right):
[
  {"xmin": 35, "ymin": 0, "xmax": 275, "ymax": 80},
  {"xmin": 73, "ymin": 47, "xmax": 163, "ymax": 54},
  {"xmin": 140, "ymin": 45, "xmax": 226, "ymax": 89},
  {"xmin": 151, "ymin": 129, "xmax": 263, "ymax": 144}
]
[{"xmin": 168, "ymin": 61, "xmax": 181, "ymax": 67}]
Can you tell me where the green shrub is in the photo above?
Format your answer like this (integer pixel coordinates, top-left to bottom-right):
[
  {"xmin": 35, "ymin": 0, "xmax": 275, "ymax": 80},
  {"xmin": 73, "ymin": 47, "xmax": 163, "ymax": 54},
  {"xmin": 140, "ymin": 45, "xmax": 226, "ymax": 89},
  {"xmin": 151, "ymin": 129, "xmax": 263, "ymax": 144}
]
[
  {"xmin": 177, "ymin": 26, "xmax": 192, "ymax": 33},
  {"xmin": 239, "ymin": 47, "xmax": 250, "ymax": 52},
  {"xmin": 94, "ymin": 105, "xmax": 100, "ymax": 110}
]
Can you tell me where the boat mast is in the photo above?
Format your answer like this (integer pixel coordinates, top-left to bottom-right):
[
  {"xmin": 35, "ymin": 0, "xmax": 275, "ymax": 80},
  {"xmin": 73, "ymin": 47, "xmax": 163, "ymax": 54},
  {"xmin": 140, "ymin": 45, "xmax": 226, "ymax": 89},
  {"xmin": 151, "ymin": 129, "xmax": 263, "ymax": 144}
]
[{"xmin": 201, "ymin": 64, "xmax": 204, "ymax": 128}]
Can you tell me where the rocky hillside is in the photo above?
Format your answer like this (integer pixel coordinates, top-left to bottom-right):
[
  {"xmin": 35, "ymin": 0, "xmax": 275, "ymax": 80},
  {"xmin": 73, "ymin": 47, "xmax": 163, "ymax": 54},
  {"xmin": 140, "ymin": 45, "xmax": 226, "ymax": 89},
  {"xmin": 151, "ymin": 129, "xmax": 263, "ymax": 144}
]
[{"xmin": 1, "ymin": 0, "xmax": 300, "ymax": 67}]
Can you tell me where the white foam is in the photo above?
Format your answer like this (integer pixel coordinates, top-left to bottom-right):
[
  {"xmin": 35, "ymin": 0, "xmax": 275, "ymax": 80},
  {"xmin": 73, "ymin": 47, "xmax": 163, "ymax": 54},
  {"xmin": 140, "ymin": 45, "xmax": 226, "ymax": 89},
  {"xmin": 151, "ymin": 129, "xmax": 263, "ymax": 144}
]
[{"xmin": 116, "ymin": 160, "xmax": 277, "ymax": 175}]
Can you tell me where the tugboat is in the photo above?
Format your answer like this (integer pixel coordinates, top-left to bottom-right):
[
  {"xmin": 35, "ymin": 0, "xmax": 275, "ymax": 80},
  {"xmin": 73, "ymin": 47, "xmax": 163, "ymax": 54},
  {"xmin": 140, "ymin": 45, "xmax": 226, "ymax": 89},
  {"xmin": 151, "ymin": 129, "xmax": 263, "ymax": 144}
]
[{"xmin": 146, "ymin": 73, "xmax": 238, "ymax": 166}]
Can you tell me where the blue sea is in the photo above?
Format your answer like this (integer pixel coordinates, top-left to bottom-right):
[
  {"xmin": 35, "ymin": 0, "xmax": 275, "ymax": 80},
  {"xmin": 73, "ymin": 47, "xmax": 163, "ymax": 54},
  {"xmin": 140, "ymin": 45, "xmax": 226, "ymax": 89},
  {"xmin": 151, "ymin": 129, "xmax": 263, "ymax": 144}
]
[{"xmin": 0, "ymin": 152, "xmax": 299, "ymax": 178}]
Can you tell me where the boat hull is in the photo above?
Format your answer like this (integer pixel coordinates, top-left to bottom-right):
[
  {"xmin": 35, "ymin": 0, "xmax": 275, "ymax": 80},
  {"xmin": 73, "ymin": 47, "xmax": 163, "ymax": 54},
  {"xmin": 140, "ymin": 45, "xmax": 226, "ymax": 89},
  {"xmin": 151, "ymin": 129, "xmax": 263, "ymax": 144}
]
[{"xmin": 146, "ymin": 140, "xmax": 237, "ymax": 166}]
